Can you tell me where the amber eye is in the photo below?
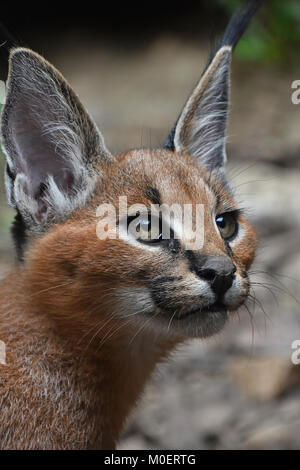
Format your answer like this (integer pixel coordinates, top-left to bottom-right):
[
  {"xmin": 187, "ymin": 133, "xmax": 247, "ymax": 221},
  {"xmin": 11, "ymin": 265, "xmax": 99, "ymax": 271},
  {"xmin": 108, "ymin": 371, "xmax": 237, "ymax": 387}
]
[
  {"xmin": 136, "ymin": 219, "xmax": 161, "ymax": 242},
  {"xmin": 127, "ymin": 214, "xmax": 163, "ymax": 243},
  {"xmin": 216, "ymin": 213, "xmax": 238, "ymax": 240}
]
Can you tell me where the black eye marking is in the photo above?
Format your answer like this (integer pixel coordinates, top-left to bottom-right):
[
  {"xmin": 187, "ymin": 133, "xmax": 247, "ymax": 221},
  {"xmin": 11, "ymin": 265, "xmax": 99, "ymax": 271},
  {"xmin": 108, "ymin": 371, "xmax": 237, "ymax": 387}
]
[
  {"xmin": 225, "ymin": 241, "xmax": 233, "ymax": 258},
  {"xmin": 144, "ymin": 186, "xmax": 161, "ymax": 206}
]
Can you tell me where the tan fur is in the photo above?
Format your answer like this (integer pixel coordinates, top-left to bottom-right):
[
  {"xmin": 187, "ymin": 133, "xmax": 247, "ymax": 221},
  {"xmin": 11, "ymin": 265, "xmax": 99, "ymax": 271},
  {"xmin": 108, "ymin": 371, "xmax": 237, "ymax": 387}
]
[
  {"xmin": 0, "ymin": 149, "xmax": 256, "ymax": 449},
  {"xmin": 0, "ymin": 1, "xmax": 262, "ymax": 443}
]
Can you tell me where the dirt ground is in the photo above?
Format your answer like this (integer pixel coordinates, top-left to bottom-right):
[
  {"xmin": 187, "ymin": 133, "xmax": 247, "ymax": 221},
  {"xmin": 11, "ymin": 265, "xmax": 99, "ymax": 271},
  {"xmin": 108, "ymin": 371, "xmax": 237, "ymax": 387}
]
[{"xmin": 0, "ymin": 35, "xmax": 300, "ymax": 449}]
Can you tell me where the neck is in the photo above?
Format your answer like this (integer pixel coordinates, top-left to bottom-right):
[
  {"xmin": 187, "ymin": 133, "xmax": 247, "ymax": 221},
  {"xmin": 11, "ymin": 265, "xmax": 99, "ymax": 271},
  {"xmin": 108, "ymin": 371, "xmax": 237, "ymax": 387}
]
[
  {"xmin": 1, "ymin": 266, "xmax": 179, "ymax": 449},
  {"xmin": 91, "ymin": 333, "xmax": 176, "ymax": 448}
]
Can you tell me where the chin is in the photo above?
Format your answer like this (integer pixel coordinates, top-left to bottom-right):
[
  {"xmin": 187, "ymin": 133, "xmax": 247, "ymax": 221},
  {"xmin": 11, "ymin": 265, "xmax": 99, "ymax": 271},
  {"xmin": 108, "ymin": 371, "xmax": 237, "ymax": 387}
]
[{"xmin": 152, "ymin": 304, "xmax": 229, "ymax": 339}]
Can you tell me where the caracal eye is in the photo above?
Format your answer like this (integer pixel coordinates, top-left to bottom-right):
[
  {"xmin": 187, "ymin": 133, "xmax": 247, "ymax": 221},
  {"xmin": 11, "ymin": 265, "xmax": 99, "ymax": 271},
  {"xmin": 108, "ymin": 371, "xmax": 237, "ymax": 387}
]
[
  {"xmin": 216, "ymin": 213, "xmax": 238, "ymax": 240},
  {"xmin": 127, "ymin": 214, "xmax": 163, "ymax": 243},
  {"xmin": 136, "ymin": 219, "xmax": 153, "ymax": 241}
]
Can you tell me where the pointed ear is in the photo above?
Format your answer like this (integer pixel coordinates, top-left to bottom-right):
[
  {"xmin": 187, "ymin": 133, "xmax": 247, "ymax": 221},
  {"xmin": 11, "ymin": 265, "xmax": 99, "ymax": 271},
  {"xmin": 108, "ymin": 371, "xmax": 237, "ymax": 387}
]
[
  {"xmin": 1, "ymin": 47, "xmax": 114, "ymax": 228},
  {"xmin": 173, "ymin": 46, "xmax": 231, "ymax": 170},
  {"xmin": 164, "ymin": 0, "xmax": 265, "ymax": 171}
]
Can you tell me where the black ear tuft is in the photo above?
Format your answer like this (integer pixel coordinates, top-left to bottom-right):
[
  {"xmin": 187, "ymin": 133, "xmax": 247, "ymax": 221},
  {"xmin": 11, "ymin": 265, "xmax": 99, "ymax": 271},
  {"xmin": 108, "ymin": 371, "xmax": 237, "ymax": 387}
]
[
  {"xmin": 218, "ymin": 0, "xmax": 265, "ymax": 51},
  {"xmin": 164, "ymin": 0, "xmax": 265, "ymax": 161}
]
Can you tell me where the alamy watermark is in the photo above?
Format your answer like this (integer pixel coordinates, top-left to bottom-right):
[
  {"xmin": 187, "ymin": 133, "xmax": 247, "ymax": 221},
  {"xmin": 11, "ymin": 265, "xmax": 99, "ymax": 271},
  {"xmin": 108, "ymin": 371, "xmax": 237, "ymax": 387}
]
[
  {"xmin": 291, "ymin": 340, "xmax": 300, "ymax": 365},
  {"xmin": 96, "ymin": 196, "xmax": 205, "ymax": 250},
  {"xmin": 291, "ymin": 80, "xmax": 300, "ymax": 104},
  {"xmin": 0, "ymin": 340, "xmax": 6, "ymax": 365}
]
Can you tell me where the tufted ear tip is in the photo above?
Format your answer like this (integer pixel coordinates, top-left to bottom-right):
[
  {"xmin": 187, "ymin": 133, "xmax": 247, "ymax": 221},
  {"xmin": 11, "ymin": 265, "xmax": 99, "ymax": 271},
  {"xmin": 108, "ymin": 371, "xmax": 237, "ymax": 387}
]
[
  {"xmin": 173, "ymin": 46, "xmax": 232, "ymax": 170},
  {"xmin": 164, "ymin": 0, "xmax": 265, "ymax": 170}
]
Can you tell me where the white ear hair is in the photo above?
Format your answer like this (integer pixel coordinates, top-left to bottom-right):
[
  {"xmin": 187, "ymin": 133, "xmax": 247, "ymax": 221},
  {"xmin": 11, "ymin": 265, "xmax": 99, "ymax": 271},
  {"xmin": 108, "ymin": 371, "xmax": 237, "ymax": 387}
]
[
  {"xmin": 1, "ymin": 48, "xmax": 114, "ymax": 230},
  {"xmin": 164, "ymin": 0, "xmax": 264, "ymax": 167},
  {"xmin": 0, "ymin": 80, "xmax": 5, "ymax": 105},
  {"xmin": 173, "ymin": 46, "xmax": 232, "ymax": 169}
]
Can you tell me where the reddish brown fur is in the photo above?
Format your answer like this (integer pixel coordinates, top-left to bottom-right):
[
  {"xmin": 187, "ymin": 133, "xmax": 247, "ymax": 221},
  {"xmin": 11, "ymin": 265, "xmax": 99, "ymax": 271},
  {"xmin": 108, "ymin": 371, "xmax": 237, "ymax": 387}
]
[
  {"xmin": 0, "ymin": 6, "xmax": 262, "ymax": 443},
  {"xmin": 0, "ymin": 149, "xmax": 256, "ymax": 449}
]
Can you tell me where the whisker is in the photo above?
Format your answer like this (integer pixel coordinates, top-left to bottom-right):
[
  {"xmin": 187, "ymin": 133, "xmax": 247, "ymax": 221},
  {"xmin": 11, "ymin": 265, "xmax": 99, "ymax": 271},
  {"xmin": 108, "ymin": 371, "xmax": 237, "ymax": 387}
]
[
  {"xmin": 128, "ymin": 310, "xmax": 161, "ymax": 347},
  {"xmin": 249, "ymin": 269, "xmax": 300, "ymax": 290},
  {"xmin": 167, "ymin": 309, "xmax": 178, "ymax": 334},
  {"xmin": 250, "ymin": 282, "xmax": 279, "ymax": 307},
  {"xmin": 29, "ymin": 280, "xmax": 73, "ymax": 297},
  {"xmin": 248, "ymin": 291, "xmax": 272, "ymax": 324},
  {"xmin": 251, "ymin": 281, "xmax": 300, "ymax": 307},
  {"xmin": 242, "ymin": 302, "xmax": 256, "ymax": 353}
]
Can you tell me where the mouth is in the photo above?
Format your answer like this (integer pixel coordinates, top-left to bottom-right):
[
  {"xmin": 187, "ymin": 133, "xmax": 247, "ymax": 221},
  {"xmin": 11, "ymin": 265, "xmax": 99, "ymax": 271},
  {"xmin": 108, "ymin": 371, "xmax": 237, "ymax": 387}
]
[
  {"xmin": 177, "ymin": 302, "xmax": 227, "ymax": 320},
  {"xmin": 153, "ymin": 301, "xmax": 229, "ymax": 339}
]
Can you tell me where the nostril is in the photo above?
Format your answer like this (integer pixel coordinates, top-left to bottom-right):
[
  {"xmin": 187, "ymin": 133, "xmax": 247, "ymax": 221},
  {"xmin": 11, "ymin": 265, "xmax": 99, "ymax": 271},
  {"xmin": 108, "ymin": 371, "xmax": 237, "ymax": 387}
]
[
  {"xmin": 211, "ymin": 273, "xmax": 234, "ymax": 298},
  {"xmin": 190, "ymin": 255, "xmax": 237, "ymax": 298},
  {"xmin": 198, "ymin": 258, "xmax": 237, "ymax": 299},
  {"xmin": 201, "ymin": 268, "xmax": 217, "ymax": 282}
]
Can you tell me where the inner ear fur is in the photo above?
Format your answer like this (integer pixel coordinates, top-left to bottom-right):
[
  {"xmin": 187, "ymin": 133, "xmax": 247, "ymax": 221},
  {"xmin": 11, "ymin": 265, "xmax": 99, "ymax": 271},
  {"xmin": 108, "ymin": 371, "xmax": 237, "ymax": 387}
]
[
  {"xmin": 164, "ymin": 0, "xmax": 265, "ymax": 168},
  {"xmin": 1, "ymin": 47, "xmax": 114, "ymax": 228},
  {"xmin": 173, "ymin": 46, "xmax": 232, "ymax": 170}
]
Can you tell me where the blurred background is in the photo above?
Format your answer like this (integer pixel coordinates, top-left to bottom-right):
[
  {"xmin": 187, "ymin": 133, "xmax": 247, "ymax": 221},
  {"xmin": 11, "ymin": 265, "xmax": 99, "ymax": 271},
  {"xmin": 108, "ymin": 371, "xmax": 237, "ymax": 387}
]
[{"xmin": 0, "ymin": 0, "xmax": 300, "ymax": 449}]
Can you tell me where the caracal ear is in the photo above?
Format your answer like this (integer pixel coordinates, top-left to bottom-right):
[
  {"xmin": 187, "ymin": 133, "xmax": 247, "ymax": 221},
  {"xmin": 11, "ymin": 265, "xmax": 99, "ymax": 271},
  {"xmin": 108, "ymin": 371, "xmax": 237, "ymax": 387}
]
[
  {"xmin": 0, "ymin": 47, "xmax": 114, "ymax": 228},
  {"xmin": 164, "ymin": 0, "xmax": 264, "ymax": 172},
  {"xmin": 173, "ymin": 45, "xmax": 232, "ymax": 170}
]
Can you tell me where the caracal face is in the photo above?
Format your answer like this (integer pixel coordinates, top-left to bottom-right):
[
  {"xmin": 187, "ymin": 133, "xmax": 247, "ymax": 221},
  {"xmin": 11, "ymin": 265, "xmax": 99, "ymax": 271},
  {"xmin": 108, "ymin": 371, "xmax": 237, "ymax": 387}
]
[
  {"xmin": 78, "ymin": 148, "xmax": 256, "ymax": 339},
  {"xmin": 1, "ymin": 27, "xmax": 257, "ymax": 341}
]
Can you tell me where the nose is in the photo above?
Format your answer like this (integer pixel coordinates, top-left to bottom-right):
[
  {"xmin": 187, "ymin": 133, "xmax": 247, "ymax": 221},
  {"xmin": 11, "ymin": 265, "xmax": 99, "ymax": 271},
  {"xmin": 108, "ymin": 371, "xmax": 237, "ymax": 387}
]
[{"xmin": 200, "ymin": 256, "xmax": 236, "ymax": 299}]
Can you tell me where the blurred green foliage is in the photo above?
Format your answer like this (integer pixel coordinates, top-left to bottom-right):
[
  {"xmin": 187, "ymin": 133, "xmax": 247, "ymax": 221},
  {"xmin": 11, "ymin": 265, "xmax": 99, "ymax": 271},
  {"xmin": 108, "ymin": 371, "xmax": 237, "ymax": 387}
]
[{"xmin": 215, "ymin": 0, "xmax": 300, "ymax": 67}]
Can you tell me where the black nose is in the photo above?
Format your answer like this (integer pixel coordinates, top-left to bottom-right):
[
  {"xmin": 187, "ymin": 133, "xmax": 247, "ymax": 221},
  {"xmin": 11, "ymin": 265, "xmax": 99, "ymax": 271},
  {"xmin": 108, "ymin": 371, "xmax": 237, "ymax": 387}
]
[{"xmin": 200, "ymin": 256, "xmax": 236, "ymax": 299}]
